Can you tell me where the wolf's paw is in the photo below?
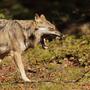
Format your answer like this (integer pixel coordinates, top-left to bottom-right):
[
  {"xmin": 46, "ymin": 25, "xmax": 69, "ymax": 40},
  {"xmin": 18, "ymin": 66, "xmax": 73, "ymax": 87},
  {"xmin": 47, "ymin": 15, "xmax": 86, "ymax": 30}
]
[{"xmin": 22, "ymin": 77, "xmax": 31, "ymax": 82}]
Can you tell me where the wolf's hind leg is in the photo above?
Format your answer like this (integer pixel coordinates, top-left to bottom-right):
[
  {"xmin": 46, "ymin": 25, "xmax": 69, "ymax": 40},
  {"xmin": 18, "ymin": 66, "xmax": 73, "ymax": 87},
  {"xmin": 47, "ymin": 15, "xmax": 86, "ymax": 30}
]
[{"xmin": 13, "ymin": 51, "xmax": 31, "ymax": 82}]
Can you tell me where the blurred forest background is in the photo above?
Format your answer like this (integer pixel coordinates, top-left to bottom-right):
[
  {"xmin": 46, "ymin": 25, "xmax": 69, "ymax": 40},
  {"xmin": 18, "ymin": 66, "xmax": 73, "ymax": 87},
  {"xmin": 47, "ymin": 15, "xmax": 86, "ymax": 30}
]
[{"xmin": 0, "ymin": 0, "xmax": 90, "ymax": 31}]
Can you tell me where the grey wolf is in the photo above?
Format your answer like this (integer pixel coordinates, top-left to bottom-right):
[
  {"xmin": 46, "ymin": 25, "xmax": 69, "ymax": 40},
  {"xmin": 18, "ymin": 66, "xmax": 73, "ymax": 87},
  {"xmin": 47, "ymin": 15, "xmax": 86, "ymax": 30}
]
[{"xmin": 0, "ymin": 14, "xmax": 61, "ymax": 82}]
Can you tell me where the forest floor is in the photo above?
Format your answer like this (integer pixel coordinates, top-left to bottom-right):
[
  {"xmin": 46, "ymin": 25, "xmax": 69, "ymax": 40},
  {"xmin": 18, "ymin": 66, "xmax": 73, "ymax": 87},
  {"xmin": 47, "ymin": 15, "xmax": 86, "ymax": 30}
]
[{"xmin": 0, "ymin": 35, "xmax": 90, "ymax": 90}]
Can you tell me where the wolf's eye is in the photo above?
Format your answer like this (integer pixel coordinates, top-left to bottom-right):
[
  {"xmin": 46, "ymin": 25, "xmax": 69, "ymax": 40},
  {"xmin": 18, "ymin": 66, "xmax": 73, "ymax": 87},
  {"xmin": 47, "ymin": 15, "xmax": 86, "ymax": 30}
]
[{"xmin": 49, "ymin": 27, "xmax": 55, "ymax": 31}]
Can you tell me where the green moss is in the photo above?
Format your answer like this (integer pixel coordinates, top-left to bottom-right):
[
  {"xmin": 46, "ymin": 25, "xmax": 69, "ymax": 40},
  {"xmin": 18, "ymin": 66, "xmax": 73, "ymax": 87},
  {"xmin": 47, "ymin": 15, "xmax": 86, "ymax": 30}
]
[{"xmin": 25, "ymin": 35, "xmax": 90, "ymax": 66}]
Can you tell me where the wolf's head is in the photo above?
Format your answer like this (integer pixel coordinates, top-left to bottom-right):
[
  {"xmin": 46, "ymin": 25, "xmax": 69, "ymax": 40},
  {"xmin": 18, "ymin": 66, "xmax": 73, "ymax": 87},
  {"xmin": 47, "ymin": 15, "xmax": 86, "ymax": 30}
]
[
  {"xmin": 29, "ymin": 14, "xmax": 61, "ymax": 48},
  {"xmin": 34, "ymin": 14, "xmax": 61, "ymax": 36},
  {"xmin": 25, "ymin": 14, "xmax": 62, "ymax": 48}
]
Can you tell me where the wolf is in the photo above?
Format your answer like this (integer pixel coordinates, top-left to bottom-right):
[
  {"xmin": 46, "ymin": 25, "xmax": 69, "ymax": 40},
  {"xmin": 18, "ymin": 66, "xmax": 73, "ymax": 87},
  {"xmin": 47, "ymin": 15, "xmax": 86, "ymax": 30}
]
[{"xmin": 0, "ymin": 14, "xmax": 61, "ymax": 82}]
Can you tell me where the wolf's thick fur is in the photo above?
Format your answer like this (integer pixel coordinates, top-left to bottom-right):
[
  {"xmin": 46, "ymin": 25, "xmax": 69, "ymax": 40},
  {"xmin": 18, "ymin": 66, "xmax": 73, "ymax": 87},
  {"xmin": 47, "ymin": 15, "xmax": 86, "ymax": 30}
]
[{"xmin": 0, "ymin": 14, "xmax": 60, "ymax": 82}]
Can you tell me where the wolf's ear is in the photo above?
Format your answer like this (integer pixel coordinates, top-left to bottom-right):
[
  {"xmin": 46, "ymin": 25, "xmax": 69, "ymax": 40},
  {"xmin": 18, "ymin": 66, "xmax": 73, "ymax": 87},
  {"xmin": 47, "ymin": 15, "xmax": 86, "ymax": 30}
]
[
  {"xmin": 35, "ymin": 14, "xmax": 39, "ymax": 21},
  {"xmin": 40, "ymin": 14, "xmax": 46, "ymax": 21}
]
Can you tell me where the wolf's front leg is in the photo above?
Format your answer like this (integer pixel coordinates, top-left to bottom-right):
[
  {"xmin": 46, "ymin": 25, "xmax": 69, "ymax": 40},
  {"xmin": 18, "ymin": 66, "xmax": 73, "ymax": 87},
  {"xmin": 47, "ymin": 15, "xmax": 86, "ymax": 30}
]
[{"xmin": 13, "ymin": 51, "xmax": 30, "ymax": 82}]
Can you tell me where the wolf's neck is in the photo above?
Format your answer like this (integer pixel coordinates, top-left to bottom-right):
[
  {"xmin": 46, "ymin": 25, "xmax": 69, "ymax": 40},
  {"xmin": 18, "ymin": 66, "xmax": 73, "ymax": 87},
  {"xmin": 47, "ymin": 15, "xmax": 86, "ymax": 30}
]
[{"xmin": 23, "ymin": 28, "xmax": 35, "ymax": 49}]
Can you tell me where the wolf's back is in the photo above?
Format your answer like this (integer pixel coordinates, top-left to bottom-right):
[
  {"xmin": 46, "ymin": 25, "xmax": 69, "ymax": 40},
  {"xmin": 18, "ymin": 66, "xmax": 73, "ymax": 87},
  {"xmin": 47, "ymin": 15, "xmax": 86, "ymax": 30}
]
[{"xmin": 0, "ymin": 20, "xmax": 26, "ymax": 54}]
